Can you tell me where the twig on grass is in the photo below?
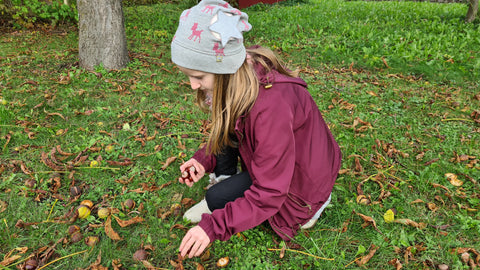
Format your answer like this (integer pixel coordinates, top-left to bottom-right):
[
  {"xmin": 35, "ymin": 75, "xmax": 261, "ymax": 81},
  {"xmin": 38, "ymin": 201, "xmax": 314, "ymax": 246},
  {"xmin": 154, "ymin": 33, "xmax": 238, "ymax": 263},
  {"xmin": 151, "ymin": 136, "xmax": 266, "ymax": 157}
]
[
  {"xmin": 441, "ymin": 118, "xmax": 474, "ymax": 122},
  {"xmin": 267, "ymin": 248, "xmax": 334, "ymax": 261},
  {"xmin": 35, "ymin": 166, "xmax": 121, "ymax": 174},
  {"xmin": 344, "ymin": 257, "xmax": 361, "ymax": 268},
  {"xmin": 157, "ymin": 131, "xmax": 204, "ymax": 140},
  {"xmin": 45, "ymin": 199, "xmax": 58, "ymax": 222},
  {"xmin": 37, "ymin": 248, "xmax": 89, "ymax": 270}
]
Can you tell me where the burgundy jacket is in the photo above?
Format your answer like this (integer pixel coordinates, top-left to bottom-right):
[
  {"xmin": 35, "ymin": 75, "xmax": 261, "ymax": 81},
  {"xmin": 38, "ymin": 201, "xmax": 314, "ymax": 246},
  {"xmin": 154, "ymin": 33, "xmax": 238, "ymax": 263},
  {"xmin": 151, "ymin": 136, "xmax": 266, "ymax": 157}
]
[{"xmin": 193, "ymin": 64, "xmax": 341, "ymax": 241}]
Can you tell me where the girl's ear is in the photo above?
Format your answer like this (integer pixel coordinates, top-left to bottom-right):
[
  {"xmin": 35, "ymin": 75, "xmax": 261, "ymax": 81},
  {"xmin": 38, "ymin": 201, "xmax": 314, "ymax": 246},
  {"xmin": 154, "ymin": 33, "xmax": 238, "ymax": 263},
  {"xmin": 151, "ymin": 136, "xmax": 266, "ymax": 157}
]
[{"xmin": 246, "ymin": 53, "xmax": 253, "ymax": 65}]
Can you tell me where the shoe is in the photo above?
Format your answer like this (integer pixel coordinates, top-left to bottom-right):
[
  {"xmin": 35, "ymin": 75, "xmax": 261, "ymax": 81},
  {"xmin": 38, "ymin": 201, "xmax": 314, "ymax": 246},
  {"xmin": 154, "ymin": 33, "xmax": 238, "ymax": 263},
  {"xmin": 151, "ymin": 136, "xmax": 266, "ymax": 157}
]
[
  {"xmin": 183, "ymin": 199, "xmax": 211, "ymax": 223},
  {"xmin": 300, "ymin": 194, "xmax": 332, "ymax": 230},
  {"xmin": 206, "ymin": 172, "xmax": 232, "ymax": 189},
  {"xmin": 184, "ymin": 173, "xmax": 234, "ymax": 223},
  {"xmin": 301, "ymin": 218, "xmax": 318, "ymax": 229}
]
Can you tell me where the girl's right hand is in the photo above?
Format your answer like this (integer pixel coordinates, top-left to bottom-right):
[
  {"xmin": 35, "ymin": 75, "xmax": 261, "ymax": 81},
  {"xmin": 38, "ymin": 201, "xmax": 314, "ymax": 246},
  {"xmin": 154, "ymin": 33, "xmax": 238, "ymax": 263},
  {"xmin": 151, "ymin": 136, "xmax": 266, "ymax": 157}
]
[{"xmin": 179, "ymin": 158, "xmax": 205, "ymax": 187}]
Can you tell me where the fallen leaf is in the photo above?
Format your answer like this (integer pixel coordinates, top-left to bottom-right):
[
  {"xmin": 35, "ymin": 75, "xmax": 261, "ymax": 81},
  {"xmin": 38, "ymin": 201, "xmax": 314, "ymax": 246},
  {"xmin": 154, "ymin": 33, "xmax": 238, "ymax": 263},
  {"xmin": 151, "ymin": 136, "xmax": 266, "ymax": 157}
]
[
  {"xmin": 113, "ymin": 216, "xmax": 144, "ymax": 227},
  {"xmin": 356, "ymin": 245, "xmax": 379, "ymax": 266},
  {"xmin": 445, "ymin": 173, "xmax": 463, "ymax": 186},
  {"xmin": 105, "ymin": 216, "xmax": 122, "ymax": 240},
  {"xmin": 161, "ymin": 156, "xmax": 177, "ymax": 170},
  {"xmin": 410, "ymin": 199, "xmax": 424, "ymax": 204},
  {"xmin": 0, "ymin": 200, "xmax": 7, "ymax": 213},
  {"xmin": 388, "ymin": 258, "xmax": 403, "ymax": 270},
  {"xmin": 427, "ymin": 202, "xmax": 439, "ymax": 212},
  {"xmin": 394, "ymin": 218, "xmax": 427, "ymax": 229},
  {"xmin": 0, "ymin": 255, "xmax": 22, "ymax": 267},
  {"xmin": 383, "ymin": 209, "xmax": 395, "ymax": 223},
  {"xmin": 170, "ymin": 224, "xmax": 188, "ymax": 232},
  {"xmin": 423, "ymin": 158, "xmax": 439, "ymax": 166},
  {"xmin": 141, "ymin": 260, "xmax": 156, "ymax": 270},
  {"xmin": 432, "ymin": 183, "xmax": 450, "ymax": 192},
  {"xmin": 353, "ymin": 210, "xmax": 379, "ymax": 231}
]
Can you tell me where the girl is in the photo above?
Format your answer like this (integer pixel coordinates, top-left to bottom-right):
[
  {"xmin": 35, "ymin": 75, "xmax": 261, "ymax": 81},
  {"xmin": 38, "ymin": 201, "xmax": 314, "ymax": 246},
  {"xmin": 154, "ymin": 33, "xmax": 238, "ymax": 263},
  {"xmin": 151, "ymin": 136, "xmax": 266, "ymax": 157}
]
[{"xmin": 170, "ymin": 0, "xmax": 341, "ymax": 258}]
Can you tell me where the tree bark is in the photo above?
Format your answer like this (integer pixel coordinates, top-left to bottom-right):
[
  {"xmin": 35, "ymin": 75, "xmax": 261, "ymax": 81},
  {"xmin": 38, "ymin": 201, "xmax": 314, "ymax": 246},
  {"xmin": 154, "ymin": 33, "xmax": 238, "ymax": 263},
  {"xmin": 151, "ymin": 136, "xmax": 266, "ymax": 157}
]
[
  {"xmin": 465, "ymin": 0, "xmax": 479, "ymax": 23},
  {"xmin": 77, "ymin": 0, "xmax": 129, "ymax": 71}
]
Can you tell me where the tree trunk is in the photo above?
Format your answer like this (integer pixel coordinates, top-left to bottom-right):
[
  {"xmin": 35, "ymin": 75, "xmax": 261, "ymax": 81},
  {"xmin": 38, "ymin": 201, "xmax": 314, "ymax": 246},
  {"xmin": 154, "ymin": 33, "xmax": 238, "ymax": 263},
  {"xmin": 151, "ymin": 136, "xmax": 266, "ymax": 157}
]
[
  {"xmin": 77, "ymin": 0, "xmax": 129, "ymax": 71},
  {"xmin": 465, "ymin": 0, "xmax": 479, "ymax": 23}
]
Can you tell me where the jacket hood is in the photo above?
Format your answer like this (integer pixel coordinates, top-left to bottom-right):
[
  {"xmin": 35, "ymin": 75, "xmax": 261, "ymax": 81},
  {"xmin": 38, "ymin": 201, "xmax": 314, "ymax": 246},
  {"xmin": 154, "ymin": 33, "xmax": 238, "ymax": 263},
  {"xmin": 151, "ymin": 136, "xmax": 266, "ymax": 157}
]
[{"xmin": 253, "ymin": 62, "xmax": 307, "ymax": 89}]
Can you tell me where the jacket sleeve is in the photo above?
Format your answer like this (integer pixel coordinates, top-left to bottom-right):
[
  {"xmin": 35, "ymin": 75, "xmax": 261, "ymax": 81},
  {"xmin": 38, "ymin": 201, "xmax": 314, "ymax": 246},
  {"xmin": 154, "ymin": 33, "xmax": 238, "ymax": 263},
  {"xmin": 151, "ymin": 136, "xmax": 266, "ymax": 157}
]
[
  {"xmin": 198, "ymin": 93, "xmax": 296, "ymax": 242},
  {"xmin": 192, "ymin": 145, "xmax": 216, "ymax": 173}
]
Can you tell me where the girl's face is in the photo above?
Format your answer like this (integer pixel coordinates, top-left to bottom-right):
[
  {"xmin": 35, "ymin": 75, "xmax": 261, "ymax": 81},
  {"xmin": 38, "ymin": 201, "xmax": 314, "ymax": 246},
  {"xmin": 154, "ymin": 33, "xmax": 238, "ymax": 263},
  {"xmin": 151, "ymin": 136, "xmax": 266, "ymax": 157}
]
[{"xmin": 178, "ymin": 66, "xmax": 215, "ymax": 107}]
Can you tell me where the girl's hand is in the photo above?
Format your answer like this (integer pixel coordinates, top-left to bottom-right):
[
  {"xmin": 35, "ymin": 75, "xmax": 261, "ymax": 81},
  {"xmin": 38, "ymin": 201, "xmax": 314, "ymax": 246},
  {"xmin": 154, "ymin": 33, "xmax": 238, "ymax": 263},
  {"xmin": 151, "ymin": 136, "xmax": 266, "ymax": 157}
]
[
  {"xmin": 178, "ymin": 159, "xmax": 205, "ymax": 187},
  {"xmin": 179, "ymin": 225, "xmax": 210, "ymax": 258}
]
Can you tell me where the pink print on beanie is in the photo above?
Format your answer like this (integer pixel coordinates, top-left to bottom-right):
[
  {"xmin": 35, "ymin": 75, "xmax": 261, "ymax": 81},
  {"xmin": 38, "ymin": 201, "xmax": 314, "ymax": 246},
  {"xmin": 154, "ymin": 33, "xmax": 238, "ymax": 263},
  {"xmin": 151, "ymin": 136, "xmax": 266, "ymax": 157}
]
[
  {"xmin": 202, "ymin": 5, "xmax": 215, "ymax": 14},
  {"xmin": 213, "ymin": 43, "xmax": 225, "ymax": 56},
  {"xmin": 180, "ymin": 9, "xmax": 191, "ymax": 21},
  {"xmin": 189, "ymin": 23, "xmax": 203, "ymax": 43}
]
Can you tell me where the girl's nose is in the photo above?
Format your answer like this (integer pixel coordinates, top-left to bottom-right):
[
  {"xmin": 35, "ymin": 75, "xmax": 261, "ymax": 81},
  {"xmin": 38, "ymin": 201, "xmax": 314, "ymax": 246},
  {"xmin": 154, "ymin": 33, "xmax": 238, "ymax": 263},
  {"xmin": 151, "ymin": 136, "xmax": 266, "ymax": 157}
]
[{"xmin": 189, "ymin": 78, "xmax": 200, "ymax": 90}]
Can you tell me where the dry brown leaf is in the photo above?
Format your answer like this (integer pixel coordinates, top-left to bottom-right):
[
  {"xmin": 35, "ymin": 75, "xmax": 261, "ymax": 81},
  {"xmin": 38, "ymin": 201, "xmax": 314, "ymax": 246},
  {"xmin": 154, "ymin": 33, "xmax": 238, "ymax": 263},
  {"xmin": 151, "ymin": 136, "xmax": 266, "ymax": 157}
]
[
  {"xmin": 141, "ymin": 260, "xmax": 156, "ymax": 270},
  {"xmin": 88, "ymin": 251, "xmax": 108, "ymax": 270},
  {"xmin": 415, "ymin": 152, "xmax": 425, "ymax": 160},
  {"xmin": 354, "ymin": 157, "xmax": 363, "ymax": 172},
  {"xmin": 427, "ymin": 202, "xmax": 439, "ymax": 212},
  {"xmin": 0, "ymin": 255, "xmax": 22, "ymax": 267},
  {"xmin": 170, "ymin": 224, "xmax": 188, "ymax": 232},
  {"xmin": 113, "ymin": 216, "xmax": 144, "ymax": 228},
  {"xmin": 106, "ymin": 159, "xmax": 133, "ymax": 166},
  {"xmin": 453, "ymin": 247, "xmax": 480, "ymax": 265},
  {"xmin": 105, "ymin": 216, "xmax": 122, "ymax": 241},
  {"xmin": 353, "ymin": 210, "xmax": 379, "ymax": 231},
  {"xmin": 356, "ymin": 245, "xmax": 379, "ymax": 266},
  {"xmin": 194, "ymin": 262, "xmax": 205, "ymax": 270},
  {"xmin": 388, "ymin": 258, "xmax": 403, "ymax": 270},
  {"xmin": 0, "ymin": 200, "xmax": 7, "ymax": 213},
  {"xmin": 445, "ymin": 173, "xmax": 463, "ymax": 187},
  {"xmin": 432, "ymin": 183, "xmax": 450, "ymax": 192},
  {"xmin": 366, "ymin": 90, "xmax": 378, "ymax": 97},
  {"xmin": 161, "ymin": 156, "xmax": 177, "ymax": 170},
  {"xmin": 423, "ymin": 158, "xmax": 439, "ymax": 166},
  {"xmin": 410, "ymin": 199, "xmax": 424, "ymax": 204},
  {"xmin": 394, "ymin": 218, "xmax": 427, "ymax": 229}
]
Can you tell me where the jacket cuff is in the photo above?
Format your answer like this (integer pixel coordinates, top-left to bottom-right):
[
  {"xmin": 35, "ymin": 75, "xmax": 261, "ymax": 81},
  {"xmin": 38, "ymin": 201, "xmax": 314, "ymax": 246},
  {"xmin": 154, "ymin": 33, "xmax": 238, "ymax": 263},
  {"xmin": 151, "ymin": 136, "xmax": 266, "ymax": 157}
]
[
  {"xmin": 192, "ymin": 147, "xmax": 216, "ymax": 173},
  {"xmin": 198, "ymin": 214, "xmax": 217, "ymax": 242}
]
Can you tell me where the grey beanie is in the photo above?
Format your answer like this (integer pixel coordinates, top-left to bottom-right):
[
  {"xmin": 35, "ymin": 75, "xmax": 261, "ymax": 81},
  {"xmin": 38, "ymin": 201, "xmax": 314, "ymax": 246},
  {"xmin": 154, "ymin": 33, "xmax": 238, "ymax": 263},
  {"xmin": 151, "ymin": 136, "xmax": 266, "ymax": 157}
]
[{"xmin": 171, "ymin": 0, "xmax": 252, "ymax": 74}]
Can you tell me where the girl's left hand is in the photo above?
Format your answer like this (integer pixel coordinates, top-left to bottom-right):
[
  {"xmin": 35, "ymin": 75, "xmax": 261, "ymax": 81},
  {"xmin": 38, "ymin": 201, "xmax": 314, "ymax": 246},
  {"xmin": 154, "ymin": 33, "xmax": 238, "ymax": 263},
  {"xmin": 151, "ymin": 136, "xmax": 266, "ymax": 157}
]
[{"xmin": 179, "ymin": 225, "xmax": 210, "ymax": 258}]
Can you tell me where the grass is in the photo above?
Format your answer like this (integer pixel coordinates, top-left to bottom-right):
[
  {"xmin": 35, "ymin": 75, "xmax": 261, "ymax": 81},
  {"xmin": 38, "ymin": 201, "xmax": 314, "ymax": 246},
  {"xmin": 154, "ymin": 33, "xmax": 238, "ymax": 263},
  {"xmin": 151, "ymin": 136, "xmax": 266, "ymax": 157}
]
[{"xmin": 0, "ymin": 0, "xmax": 479, "ymax": 269}]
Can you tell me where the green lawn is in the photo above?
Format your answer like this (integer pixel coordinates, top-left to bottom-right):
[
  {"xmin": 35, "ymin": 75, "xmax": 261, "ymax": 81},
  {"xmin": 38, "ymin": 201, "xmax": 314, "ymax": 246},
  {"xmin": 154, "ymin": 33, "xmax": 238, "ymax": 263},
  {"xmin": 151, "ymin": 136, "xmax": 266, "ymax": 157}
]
[{"xmin": 0, "ymin": 0, "xmax": 479, "ymax": 269}]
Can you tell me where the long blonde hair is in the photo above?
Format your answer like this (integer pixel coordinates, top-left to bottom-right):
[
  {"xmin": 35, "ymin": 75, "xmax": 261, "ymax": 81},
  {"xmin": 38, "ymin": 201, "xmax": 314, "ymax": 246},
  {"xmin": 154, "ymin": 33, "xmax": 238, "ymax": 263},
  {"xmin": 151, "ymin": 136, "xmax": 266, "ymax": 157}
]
[{"xmin": 197, "ymin": 46, "xmax": 299, "ymax": 155}]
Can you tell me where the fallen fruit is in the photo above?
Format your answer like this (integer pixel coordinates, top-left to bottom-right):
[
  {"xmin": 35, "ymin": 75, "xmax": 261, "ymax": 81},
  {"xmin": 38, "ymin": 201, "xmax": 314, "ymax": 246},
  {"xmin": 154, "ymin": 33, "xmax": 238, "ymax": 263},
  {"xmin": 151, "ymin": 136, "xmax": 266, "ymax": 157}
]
[
  {"xmin": 181, "ymin": 166, "xmax": 196, "ymax": 183},
  {"xmin": 356, "ymin": 194, "xmax": 370, "ymax": 205},
  {"xmin": 124, "ymin": 199, "xmax": 136, "ymax": 210},
  {"xmin": 216, "ymin": 257, "xmax": 230, "ymax": 268},
  {"xmin": 24, "ymin": 179, "xmax": 36, "ymax": 188},
  {"xmin": 133, "ymin": 249, "xmax": 148, "ymax": 261},
  {"xmin": 71, "ymin": 231, "xmax": 83, "ymax": 243},
  {"xmin": 70, "ymin": 186, "xmax": 82, "ymax": 196},
  {"xmin": 80, "ymin": 200, "xmax": 94, "ymax": 209},
  {"xmin": 85, "ymin": 236, "xmax": 99, "ymax": 247},
  {"xmin": 68, "ymin": 225, "xmax": 81, "ymax": 235},
  {"xmin": 97, "ymin": 207, "xmax": 110, "ymax": 219},
  {"xmin": 77, "ymin": 205, "xmax": 91, "ymax": 219},
  {"xmin": 170, "ymin": 203, "xmax": 182, "ymax": 216},
  {"xmin": 24, "ymin": 258, "xmax": 38, "ymax": 270}
]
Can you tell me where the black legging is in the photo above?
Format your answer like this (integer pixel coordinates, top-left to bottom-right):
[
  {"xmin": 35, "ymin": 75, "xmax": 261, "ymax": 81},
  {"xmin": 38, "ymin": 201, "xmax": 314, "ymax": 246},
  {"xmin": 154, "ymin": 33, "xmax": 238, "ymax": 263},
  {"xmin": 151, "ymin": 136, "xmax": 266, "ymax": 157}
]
[{"xmin": 206, "ymin": 145, "xmax": 252, "ymax": 211}]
